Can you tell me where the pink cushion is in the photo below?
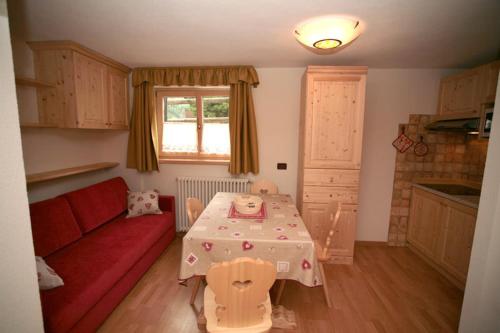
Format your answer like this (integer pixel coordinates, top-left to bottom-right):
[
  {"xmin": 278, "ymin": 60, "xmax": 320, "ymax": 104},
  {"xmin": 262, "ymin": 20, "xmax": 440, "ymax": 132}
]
[
  {"xmin": 29, "ymin": 197, "xmax": 82, "ymax": 257},
  {"xmin": 64, "ymin": 177, "xmax": 129, "ymax": 233},
  {"xmin": 41, "ymin": 211, "xmax": 175, "ymax": 333}
]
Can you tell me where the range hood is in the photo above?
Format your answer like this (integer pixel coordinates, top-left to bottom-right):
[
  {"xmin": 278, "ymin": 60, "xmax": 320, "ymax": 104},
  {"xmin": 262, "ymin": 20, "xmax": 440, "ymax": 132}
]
[{"xmin": 425, "ymin": 117, "xmax": 480, "ymax": 132}]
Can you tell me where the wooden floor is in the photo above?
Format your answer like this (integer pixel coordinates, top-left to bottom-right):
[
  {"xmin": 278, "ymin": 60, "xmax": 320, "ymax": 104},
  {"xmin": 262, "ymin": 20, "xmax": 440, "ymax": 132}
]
[{"xmin": 98, "ymin": 235, "xmax": 463, "ymax": 333}]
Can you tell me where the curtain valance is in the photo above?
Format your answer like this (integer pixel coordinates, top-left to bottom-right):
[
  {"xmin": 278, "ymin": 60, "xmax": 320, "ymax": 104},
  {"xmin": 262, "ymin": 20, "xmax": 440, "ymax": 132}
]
[{"xmin": 131, "ymin": 66, "xmax": 259, "ymax": 87}]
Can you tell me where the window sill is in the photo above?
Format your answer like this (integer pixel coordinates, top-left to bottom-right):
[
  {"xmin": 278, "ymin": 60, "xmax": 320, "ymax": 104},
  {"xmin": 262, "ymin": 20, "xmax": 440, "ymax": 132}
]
[{"xmin": 159, "ymin": 158, "xmax": 230, "ymax": 165}]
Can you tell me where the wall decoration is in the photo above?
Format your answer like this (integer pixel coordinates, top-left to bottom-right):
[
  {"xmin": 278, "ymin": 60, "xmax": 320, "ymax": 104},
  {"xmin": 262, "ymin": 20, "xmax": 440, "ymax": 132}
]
[{"xmin": 392, "ymin": 126, "xmax": 414, "ymax": 153}]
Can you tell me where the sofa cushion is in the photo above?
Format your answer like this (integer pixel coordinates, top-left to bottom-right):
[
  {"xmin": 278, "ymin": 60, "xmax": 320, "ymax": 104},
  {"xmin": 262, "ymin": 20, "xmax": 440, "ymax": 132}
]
[
  {"xmin": 64, "ymin": 177, "xmax": 129, "ymax": 233},
  {"xmin": 41, "ymin": 211, "xmax": 174, "ymax": 333},
  {"xmin": 30, "ymin": 197, "xmax": 82, "ymax": 257}
]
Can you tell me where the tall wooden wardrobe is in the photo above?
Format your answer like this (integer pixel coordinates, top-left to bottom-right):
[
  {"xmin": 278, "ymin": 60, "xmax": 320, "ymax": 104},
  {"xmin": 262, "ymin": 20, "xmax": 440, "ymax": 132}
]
[{"xmin": 297, "ymin": 66, "xmax": 367, "ymax": 264}]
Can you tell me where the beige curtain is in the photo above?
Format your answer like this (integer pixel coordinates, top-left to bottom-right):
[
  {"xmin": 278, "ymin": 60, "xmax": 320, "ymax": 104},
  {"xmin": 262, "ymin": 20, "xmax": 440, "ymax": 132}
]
[
  {"xmin": 127, "ymin": 66, "xmax": 260, "ymax": 174},
  {"xmin": 126, "ymin": 82, "xmax": 159, "ymax": 172}
]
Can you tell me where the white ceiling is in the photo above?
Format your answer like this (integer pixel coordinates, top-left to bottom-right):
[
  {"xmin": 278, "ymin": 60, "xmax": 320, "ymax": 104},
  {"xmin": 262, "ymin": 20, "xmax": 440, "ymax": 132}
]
[{"xmin": 7, "ymin": 0, "xmax": 500, "ymax": 68}]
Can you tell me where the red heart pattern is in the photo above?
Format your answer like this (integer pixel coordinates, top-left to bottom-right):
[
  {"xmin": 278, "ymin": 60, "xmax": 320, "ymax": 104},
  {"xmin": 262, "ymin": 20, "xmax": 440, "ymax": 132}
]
[
  {"xmin": 302, "ymin": 259, "xmax": 311, "ymax": 270},
  {"xmin": 242, "ymin": 241, "xmax": 254, "ymax": 251},
  {"xmin": 202, "ymin": 242, "xmax": 213, "ymax": 251},
  {"xmin": 277, "ymin": 235, "xmax": 288, "ymax": 240}
]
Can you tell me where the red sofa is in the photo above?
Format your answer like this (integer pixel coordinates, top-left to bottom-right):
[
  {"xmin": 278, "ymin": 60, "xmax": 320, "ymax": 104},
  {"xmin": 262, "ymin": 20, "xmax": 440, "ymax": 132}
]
[{"xmin": 29, "ymin": 177, "xmax": 176, "ymax": 333}]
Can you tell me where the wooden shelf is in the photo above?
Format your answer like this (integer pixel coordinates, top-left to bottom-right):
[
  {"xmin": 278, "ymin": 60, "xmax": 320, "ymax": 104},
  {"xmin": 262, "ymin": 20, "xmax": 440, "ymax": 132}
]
[
  {"xmin": 15, "ymin": 77, "xmax": 56, "ymax": 88},
  {"xmin": 26, "ymin": 162, "xmax": 119, "ymax": 185},
  {"xmin": 20, "ymin": 122, "xmax": 58, "ymax": 128}
]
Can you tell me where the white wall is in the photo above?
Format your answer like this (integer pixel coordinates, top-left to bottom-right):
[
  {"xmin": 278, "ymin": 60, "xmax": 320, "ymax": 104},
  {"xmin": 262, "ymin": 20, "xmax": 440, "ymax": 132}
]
[
  {"xmin": 0, "ymin": 1, "xmax": 44, "ymax": 330},
  {"xmin": 459, "ymin": 79, "xmax": 500, "ymax": 332},
  {"xmin": 357, "ymin": 68, "xmax": 455, "ymax": 241}
]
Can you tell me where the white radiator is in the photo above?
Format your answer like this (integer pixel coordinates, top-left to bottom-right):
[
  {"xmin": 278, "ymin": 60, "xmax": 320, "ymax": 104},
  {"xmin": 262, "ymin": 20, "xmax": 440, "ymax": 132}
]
[{"xmin": 176, "ymin": 176, "xmax": 250, "ymax": 231}]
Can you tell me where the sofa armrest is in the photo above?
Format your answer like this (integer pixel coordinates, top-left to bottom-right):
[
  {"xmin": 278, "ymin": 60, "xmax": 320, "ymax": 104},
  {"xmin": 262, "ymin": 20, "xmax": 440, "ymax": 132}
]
[{"xmin": 159, "ymin": 195, "xmax": 175, "ymax": 214}]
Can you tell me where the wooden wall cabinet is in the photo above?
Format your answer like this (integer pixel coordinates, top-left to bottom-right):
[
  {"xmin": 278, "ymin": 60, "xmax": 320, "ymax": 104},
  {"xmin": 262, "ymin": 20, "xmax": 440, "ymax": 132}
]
[
  {"xmin": 407, "ymin": 187, "xmax": 477, "ymax": 290},
  {"xmin": 28, "ymin": 41, "xmax": 131, "ymax": 129},
  {"xmin": 436, "ymin": 59, "xmax": 500, "ymax": 118},
  {"xmin": 297, "ymin": 66, "xmax": 367, "ymax": 265}
]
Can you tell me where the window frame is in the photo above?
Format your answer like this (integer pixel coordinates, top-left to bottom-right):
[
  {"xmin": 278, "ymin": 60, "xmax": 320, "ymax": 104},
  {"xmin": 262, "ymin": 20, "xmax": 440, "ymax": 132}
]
[{"xmin": 155, "ymin": 87, "xmax": 231, "ymax": 164}]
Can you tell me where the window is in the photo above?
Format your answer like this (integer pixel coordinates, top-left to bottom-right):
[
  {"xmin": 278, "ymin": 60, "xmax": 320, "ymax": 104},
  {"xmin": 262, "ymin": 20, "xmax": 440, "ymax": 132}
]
[{"xmin": 156, "ymin": 88, "xmax": 230, "ymax": 163}]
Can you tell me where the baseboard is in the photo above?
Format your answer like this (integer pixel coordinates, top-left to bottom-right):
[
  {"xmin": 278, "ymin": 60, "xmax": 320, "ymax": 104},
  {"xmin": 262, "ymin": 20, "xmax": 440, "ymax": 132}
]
[{"xmin": 355, "ymin": 240, "xmax": 388, "ymax": 247}]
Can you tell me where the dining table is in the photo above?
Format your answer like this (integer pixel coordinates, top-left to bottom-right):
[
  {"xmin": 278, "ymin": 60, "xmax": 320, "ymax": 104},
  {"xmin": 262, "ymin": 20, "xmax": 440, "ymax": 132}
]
[{"xmin": 179, "ymin": 192, "xmax": 322, "ymax": 288}]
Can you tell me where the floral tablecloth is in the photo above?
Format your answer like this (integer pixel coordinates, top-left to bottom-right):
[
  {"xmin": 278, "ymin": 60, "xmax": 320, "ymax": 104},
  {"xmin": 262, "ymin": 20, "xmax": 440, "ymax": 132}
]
[{"xmin": 179, "ymin": 192, "xmax": 322, "ymax": 287}]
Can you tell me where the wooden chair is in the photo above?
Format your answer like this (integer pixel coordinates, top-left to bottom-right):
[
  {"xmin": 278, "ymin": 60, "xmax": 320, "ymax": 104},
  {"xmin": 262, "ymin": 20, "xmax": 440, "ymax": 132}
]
[
  {"xmin": 314, "ymin": 201, "xmax": 342, "ymax": 308},
  {"xmin": 186, "ymin": 197, "xmax": 204, "ymax": 227},
  {"xmin": 250, "ymin": 180, "xmax": 278, "ymax": 195},
  {"xmin": 203, "ymin": 257, "xmax": 276, "ymax": 333},
  {"xmin": 274, "ymin": 201, "xmax": 341, "ymax": 308},
  {"xmin": 186, "ymin": 197, "xmax": 205, "ymax": 305}
]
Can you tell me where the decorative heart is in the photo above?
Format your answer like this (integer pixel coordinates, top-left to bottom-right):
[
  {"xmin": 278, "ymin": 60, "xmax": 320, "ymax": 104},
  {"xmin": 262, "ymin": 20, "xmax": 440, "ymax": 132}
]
[
  {"xmin": 202, "ymin": 242, "xmax": 213, "ymax": 251},
  {"xmin": 260, "ymin": 189, "xmax": 269, "ymax": 194},
  {"xmin": 232, "ymin": 280, "xmax": 253, "ymax": 290},
  {"xmin": 150, "ymin": 194, "xmax": 156, "ymax": 199},
  {"xmin": 137, "ymin": 196, "xmax": 144, "ymax": 202},
  {"xmin": 287, "ymin": 223, "xmax": 297, "ymax": 228},
  {"xmin": 154, "ymin": 189, "xmax": 160, "ymax": 193},
  {"xmin": 145, "ymin": 203, "xmax": 152, "ymax": 209},
  {"xmin": 242, "ymin": 241, "xmax": 254, "ymax": 251},
  {"xmin": 130, "ymin": 195, "xmax": 136, "ymax": 199},
  {"xmin": 277, "ymin": 235, "xmax": 288, "ymax": 240},
  {"xmin": 302, "ymin": 259, "xmax": 311, "ymax": 270}
]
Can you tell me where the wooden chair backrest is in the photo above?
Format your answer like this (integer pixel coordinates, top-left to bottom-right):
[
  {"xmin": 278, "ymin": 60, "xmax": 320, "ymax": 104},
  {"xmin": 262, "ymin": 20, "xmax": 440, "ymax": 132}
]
[
  {"xmin": 186, "ymin": 197, "xmax": 204, "ymax": 227},
  {"xmin": 206, "ymin": 257, "xmax": 276, "ymax": 328},
  {"xmin": 318, "ymin": 201, "xmax": 342, "ymax": 259},
  {"xmin": 250, "ymin": 179, "xmax": 278, "ymax": 195}
]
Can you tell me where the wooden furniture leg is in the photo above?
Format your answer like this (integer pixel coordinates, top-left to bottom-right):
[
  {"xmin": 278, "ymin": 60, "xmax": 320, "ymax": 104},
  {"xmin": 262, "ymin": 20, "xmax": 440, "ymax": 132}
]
[
  {"xmin": 275, "ymin": 280, "xmax": 286, "ymax": 305},
  {"xmin": 190, "ymin": 276, "xmax": 202, "ymax": 305},
  {"xmin": 319, "ymin": 262, "xmax": 331, "ymax": 307}
]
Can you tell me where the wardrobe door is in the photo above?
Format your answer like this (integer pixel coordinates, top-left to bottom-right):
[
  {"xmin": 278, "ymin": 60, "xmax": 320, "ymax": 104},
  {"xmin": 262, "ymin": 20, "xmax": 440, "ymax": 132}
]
[{"xmin": 303, "ymin": 73, "xmax": 366, "ymax": 169}]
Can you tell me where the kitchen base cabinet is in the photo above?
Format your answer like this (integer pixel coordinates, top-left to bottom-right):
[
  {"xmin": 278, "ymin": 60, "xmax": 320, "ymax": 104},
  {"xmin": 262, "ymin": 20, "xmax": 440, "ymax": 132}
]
[{"xmin": 407, "ymin": 187, "xmax": 477, "ymax": 290}]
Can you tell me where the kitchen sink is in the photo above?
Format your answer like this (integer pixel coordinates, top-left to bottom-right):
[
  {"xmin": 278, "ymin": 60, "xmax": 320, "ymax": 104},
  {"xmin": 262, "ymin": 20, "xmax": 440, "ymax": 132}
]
[{"xmin": 417, "ymin": 183, "xmax": 481, "ymax": 196}]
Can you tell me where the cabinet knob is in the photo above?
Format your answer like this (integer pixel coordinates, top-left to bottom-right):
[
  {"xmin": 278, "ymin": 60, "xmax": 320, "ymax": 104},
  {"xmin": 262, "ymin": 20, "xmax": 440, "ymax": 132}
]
[
  {"xmin": 329, "ymin": 177, "xmax": 334, "ymax": 182},
  {"xmin": 329, "ymin": 194, "xmax": 333, "ymax": 198}
]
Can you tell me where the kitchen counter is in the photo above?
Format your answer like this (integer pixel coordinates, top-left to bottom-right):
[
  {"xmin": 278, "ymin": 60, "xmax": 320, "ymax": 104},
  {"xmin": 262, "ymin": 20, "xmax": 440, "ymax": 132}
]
[{"xmin": 412, "ymin": 182, "xmax": 481, "ymax": 208}]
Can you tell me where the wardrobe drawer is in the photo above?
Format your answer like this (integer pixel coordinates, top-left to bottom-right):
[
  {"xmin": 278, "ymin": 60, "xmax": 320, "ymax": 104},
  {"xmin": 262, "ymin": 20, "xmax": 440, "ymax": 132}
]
[
  {"xmin": 304, "ymin": 169, "xmax": 359, "ymax": 187},
  {"xmin": 303, "ymin": 186, "xmax": 358, "ymax": 204}
]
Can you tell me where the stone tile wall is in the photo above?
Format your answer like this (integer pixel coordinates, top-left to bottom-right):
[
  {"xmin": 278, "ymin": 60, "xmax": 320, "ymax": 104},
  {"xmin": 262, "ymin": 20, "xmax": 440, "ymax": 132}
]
[{"xmin": 387, "ymin": 114, "xmax": 489, "ymax": 246}]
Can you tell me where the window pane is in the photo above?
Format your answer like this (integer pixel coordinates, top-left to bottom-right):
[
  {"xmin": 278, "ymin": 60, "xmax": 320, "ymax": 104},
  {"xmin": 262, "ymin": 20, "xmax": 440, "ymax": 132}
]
[
  {"xmin": 163, "ymin": 96, "xmax": 197, "ymax": 153},
  {"xmin": 202, "ymin": 96, "xmax": 230, "ymax": 155}
]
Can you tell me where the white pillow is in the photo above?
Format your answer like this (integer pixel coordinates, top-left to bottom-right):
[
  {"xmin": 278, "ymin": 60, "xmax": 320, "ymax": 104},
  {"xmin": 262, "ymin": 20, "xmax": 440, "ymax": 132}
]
[
  {"xmin": 36, "ymin": 256, "xmax": 64, "ymax": 290},
  {"xmin": 127, "ymin": 190, "xmax": 163, "ymax": 218}
]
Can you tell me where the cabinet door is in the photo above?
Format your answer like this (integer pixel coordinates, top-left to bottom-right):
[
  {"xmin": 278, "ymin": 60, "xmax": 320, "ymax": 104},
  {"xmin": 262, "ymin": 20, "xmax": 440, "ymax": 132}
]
[
  {"xmin": 301, "ymin": 202, "xmax": 357, "ymax": 257},
  {"xmin": 407, "ymin": 189, "xmax": 443, "ymax": 258},
  {"xmin": 438, "ymin": 69, "xmax": 481, "ymax": 116},
  {"xmin": 481, "ymin": 60, "xmax": 500, "ymax": 104},
  {"xmin": 301, "ymin": 202, "xmax": 328, "ymax": 241},
  {"xmin": 107, "ymin": 67, "xmax": 129, "ymax": 129},
  {"xmin": 329, "ymin": 204, "xmax": 357, "ymax": 257},
  {"xmin": 74, "ymin": 52, "xmax": 108, "ymax": 128},
  {"xmin": 439, "ymin": 204, "xmax": 476, "ymax": 282},
  {"xmin": 304, "ymin": 74, "xmax": 366, "ymax": 169}
]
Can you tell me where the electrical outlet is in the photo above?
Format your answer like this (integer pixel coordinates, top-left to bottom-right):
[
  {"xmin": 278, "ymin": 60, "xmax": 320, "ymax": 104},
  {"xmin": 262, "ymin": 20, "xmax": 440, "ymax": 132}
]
[{"xmin": 277, "ymin": 163, "xmax": 287, "ymax": 170}]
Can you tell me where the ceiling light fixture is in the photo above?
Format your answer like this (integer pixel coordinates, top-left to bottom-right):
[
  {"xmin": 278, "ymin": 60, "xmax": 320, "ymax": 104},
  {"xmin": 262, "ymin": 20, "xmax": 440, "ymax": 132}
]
[{"xmin": 294, "ymin": 15, "xmax": 364, "ymax": 53}]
